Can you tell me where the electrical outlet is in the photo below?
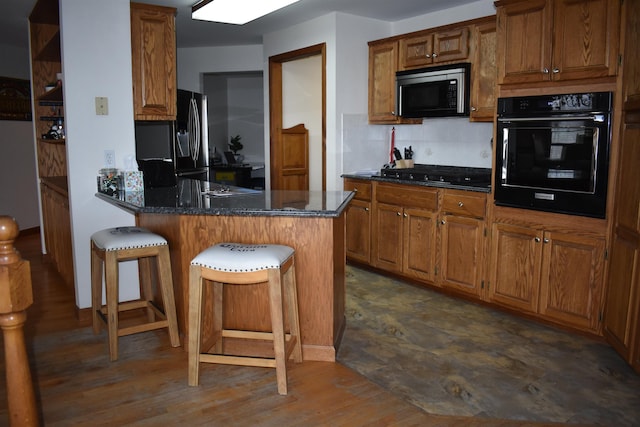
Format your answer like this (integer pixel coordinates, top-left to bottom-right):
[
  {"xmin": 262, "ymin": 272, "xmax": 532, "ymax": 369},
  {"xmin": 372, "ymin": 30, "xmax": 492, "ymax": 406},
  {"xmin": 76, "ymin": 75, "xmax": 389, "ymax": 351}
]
[
  {"xmin": 104, "ymin": 150, "xmax": 115, "ymax": 168},
  {"xmin": 95, "ymin": 97, "xmax": 109, "ymax": 115}
]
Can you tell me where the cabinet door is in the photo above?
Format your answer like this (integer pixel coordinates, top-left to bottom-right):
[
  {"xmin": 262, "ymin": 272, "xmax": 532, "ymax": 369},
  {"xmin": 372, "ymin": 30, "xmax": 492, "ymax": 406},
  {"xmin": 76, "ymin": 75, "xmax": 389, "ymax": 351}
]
[
  {"xmin": 470, "ymin": 20, "xmax": 497, "ymax": 122},
  {"xmin": 433, "ymin": 27, "xmax": 470, "ymax": 63},
  {"xmin": 373, "ymin": 202, "xmax": 403, "ymax": 272},
  {"xmin": 604, "ymin": 229, "xmax": 640, "ymax": 362},
  {"xmin": 131, "ymin": 3, "xmax": 177, "ymax": 120},
  {"xmin": 346, "ymin": 199, "xmax": 371, "ymax": 264},
  {"xmin": 489, "ymin": 222, "xmax": 542, "ymax": 312},
  {"xmin": 539, "ymin": 232, "xmax": 605, "ymax": 332},
  {"xmin": 496, "ymin": 0, "xmax": 552, "ymax": 84},
  {"xmin": 399, "ymin": 34, "xmax": 434, "ymax": 69},
  {"xmin": 368, "ymin": 41, "xmax": 399, "ymax": 123},
  {"xmin": 403, "ymin": 208, "xmax": 437, "ymax": 282},
  {"xmin": 440, "ymin": 215, "xmax": 485, "ymax": 296},
  {"xmin": 551, "ymin": 0, "xmax": 620, "ymax": 81}
]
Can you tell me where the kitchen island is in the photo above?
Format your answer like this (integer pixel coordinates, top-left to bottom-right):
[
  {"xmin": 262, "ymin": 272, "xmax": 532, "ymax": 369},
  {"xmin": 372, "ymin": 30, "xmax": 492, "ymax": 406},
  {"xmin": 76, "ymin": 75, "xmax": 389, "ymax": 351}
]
[{"xmin": 96, "ymin": 179, "xmax": 354, "ymax": 362}]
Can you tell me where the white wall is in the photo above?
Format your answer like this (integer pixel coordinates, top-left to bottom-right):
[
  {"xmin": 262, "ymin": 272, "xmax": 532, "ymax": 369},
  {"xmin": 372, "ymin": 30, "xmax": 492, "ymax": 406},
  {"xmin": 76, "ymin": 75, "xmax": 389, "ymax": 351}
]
[
  {"xmin": 177, "ymin": 45, "xmax": 264, "ymax": 92},
  {"xmin": 60, "ymin": 0, "xmax": 139, "ymax": 308},
  {"xmin": 0, "ymin": 43, "xmax": 39, "ymax": 230}
]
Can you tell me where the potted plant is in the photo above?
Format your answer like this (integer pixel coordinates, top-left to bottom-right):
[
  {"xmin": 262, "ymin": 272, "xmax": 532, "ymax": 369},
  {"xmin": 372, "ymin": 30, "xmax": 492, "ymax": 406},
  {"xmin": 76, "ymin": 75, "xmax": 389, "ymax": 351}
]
[{"xmin": 229, "ymin": 135, "xmax": 244, "ymax": 163}]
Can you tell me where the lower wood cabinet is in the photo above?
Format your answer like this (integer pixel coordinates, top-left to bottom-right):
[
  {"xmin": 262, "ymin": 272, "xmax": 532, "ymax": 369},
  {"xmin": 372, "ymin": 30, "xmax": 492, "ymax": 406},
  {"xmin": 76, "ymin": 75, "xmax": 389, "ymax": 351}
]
[
  {"xmin": 489, "ymin": 220, "xmax": 606, "ymax": 333},
  {"xmin": 344, "ymin": 179, "xmax": 372, "ymax": 264},
  {"xmin": 40, "ymin": 181, "xmax": 74, "ymax": 289},
  {"xmin": 372, "ymin": 182, "xmax": 438, "ymax": 282},
  {"xmin": 439, "ymin": 189, "xmax": 488, "ymax": 296}
]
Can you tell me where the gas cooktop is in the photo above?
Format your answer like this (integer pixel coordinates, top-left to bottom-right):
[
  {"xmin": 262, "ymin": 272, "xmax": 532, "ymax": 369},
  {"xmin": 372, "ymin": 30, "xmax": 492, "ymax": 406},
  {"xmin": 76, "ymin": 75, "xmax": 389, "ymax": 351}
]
[{"xmin": 380, "ymin": 164, "xmax": 491, "ymax": 188}]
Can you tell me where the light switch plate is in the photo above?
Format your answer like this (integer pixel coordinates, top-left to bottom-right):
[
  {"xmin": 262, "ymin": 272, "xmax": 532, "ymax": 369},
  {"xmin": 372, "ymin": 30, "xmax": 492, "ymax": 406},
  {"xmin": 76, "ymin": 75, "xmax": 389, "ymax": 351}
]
[{"xmin": 95, "ymin": 97, "xmax": 109, "ymax": 115}]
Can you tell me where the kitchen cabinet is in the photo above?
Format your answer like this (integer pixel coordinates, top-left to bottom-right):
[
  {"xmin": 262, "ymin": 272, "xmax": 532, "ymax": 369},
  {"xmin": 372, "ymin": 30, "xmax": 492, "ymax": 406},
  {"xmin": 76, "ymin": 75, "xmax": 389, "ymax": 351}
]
[
  {"xmin": 439, "ymin": 189, "xmax": 487, "ymax": 297},
  {"xmin": 29, "ymin": 0, "xmax": 74, "ymax": 291},
  {"xmin": 344, "ymin": 179, "xmax": 372, "ymax": 264},
  {"xmin": 489, "ymin": 217, "xmax": 606, "ymax": 333},
  {"xmin": 131, "ymin": 2, "xmax": 177, "ymax": 120},
  {"xmin": 603, "ymin": 0, "xmax": 640, "ymax": 373},
  {"xmin": 373, "ymin": 182, "xmax": 438, "ymax": 282},
  {"xmin": 368, "ymin": 16, "xmax": 496, "ymax": 124},
  {"xmin": 398, "ymin": 27, "xmax": 469, "ymax": 70},
  {"xmin": 40, "ymin": 179, "xmax": 74, "ymax": 289},
  {"xmin": 495, "ymin": 0, "xmax": 620, "ymax": 86},
  {"xmin": 469, "ymin": 19, "xmax": 497, "ymax": 122},
  {"xmin": 367, "ymin": 41, "xmax": 420, "ymax": 124}
]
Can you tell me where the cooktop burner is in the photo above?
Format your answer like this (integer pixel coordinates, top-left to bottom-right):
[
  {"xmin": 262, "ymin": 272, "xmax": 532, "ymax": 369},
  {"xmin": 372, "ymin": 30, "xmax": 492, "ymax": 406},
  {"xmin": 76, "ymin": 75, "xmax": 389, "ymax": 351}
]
[{"xmin": 380, "ymin": 164, "xmax": 491, "ymax": 188}]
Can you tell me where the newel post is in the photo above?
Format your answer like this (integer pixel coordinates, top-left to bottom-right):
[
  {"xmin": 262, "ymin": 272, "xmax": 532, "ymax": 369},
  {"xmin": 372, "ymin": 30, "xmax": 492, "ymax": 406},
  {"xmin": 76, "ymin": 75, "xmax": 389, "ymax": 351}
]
[{"xmin": 0, "ymin": 216, "xmax": 39, "ymax": 426}]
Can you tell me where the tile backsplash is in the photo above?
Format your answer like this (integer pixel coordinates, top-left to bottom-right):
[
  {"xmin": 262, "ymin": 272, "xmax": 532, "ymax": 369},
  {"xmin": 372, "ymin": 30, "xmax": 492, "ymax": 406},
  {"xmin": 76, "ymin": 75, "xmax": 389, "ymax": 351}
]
[{"xmin": 342, "ymin": 113, "xmax": 493, "ymax": 174}]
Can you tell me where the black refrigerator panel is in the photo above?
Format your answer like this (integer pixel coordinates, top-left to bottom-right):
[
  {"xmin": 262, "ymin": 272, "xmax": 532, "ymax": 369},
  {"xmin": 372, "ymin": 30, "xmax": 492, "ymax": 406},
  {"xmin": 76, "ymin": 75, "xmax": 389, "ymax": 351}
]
[
  {"xmin": 134, "ymin": 120, "xmax": 175, "ymax": 161},
  {"xmin": 176, "ymin": 89, "xmax": 209, "ymax": 172}
]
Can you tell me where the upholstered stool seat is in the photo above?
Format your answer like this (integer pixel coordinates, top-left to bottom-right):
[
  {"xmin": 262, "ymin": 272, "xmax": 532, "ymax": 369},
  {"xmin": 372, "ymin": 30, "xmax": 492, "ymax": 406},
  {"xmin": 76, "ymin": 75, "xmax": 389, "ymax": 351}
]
[
  {"xmin": 188, "ymin": 243, "xmax": 303, "ymax": 395},
  {"xmin": 91, "ymin": 226, "xmax": 180, "ymax": 361}
]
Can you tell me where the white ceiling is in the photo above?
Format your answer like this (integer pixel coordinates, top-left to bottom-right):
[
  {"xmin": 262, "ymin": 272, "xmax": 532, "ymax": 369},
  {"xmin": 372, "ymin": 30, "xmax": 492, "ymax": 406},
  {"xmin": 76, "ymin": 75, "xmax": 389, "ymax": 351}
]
[{"xmin": 1, "ymin": 0, "xmax": 480, "ymax": 50}]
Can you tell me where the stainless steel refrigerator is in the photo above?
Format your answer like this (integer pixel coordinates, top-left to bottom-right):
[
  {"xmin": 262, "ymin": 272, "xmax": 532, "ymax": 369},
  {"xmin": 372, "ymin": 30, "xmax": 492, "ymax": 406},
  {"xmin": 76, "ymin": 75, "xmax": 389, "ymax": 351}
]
[
  {"xmin": 175, "ymin": 89, "xmax": 209, "ymax": 179},
  {"xmin": 134, "ymin": 89, "xmax": 209, "ymax": 187}
]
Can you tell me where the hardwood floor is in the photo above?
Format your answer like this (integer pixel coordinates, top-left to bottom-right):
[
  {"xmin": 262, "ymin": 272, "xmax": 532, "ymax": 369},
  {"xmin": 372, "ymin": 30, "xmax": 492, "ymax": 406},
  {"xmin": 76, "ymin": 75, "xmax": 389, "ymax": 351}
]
[{"xmin": 0, "ymin": 231, "xmax": 561, "ymax": 426}]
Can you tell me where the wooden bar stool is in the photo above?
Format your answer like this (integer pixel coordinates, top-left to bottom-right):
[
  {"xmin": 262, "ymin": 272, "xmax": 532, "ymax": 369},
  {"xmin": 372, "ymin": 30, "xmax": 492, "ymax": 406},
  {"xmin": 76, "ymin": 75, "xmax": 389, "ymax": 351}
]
[
  {"xmin": 90, "ymin": 226, "xmax": 180, "ymax": 361},
  {"xmin": 188, "ymin": 243, "xmax": 303, "ymax": 395}
]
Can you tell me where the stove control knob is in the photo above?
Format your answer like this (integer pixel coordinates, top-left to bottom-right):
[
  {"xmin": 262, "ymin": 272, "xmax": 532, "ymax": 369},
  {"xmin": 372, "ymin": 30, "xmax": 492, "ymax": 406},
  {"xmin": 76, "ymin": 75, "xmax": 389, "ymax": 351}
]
[
  {"xmin": 458, "ymin": 201, "xmax": 464, "ymax": 207},
  {"xmin": 409, "ymin": 174, "xmax": 414, "ymax": 180}
]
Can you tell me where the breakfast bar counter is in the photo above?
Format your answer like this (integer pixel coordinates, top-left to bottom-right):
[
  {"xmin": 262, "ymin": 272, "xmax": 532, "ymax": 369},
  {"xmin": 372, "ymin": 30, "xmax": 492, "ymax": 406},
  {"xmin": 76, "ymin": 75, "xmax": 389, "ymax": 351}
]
[{"xmin": 97, "ymin": 179, "xmax": 354, "ymax": 362}]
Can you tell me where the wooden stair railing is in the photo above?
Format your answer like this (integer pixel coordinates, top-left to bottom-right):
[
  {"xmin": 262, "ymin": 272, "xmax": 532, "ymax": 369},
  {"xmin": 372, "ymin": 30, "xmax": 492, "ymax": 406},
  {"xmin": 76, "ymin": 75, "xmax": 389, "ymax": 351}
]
[{"xmin": 0, "ymin": 216, "xmax": 39, "ymax": 426}]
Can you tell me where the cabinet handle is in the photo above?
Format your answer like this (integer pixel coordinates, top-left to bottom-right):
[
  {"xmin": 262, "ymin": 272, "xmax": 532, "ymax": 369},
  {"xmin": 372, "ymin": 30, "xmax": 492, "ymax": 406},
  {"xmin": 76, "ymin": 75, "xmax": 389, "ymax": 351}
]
[
  {"xmin": 397, "ymin": 212, "xmax": 402, "ymax": 216},
  {"xmin": 470, "ymin": 106, "xmax": 477, "ymax": 112},
  {"xmin": 543, "ymin": 238, "xmax": 550, "ymax": 243},
  {"xmin": 535, "ymin": 237, "xmax": 541, "ymax": 243},
  {"xmin": 441, "ymin": 219, "xmax": 446, "ymax": 225},
  {"xmin": 552, "ymin": 68, "xmax": 560, "ymax": 74},
  {"xmin": 542, "ymin": 68, "xmax": 550, "ymax": 74},
  {"xmin": 458, "ymin": 201, "xmax": 464, "ymax": 207},
  {"xmin": 432, "ymin": 52, "xmax": 438, "ymax": 58},
  {"xmin": 403, "ymin": 213, "xmax": 408, "ymax": 218},
  {"xmin": 353, "ymin": 188, "xmax": 358, "ymax": 192},
  {"xmin": 364, "ymin": 207, "xmax": 369, "ymax": 212}
]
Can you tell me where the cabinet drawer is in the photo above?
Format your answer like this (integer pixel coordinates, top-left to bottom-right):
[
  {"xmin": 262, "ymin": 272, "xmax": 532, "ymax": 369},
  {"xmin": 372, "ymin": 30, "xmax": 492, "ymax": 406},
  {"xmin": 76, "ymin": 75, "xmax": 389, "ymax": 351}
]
[
  {"xmin": 376, "ymin": 183, "xmax": 438, "ymax": 210},
  {"xmin": 442, "ymin": 190, "xmax": 486, "ymax": 218},
  {"xmin": 344, "ymin": 179, "xmax": 372, "ymax": 201}
]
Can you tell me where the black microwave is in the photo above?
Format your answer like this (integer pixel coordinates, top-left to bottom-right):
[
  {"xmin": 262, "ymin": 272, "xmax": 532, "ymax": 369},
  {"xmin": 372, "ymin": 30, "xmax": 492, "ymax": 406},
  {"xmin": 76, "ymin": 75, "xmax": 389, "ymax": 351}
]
[{"xmin": 396, "ymin": 63, "xmax": 470, "ymax": 118}]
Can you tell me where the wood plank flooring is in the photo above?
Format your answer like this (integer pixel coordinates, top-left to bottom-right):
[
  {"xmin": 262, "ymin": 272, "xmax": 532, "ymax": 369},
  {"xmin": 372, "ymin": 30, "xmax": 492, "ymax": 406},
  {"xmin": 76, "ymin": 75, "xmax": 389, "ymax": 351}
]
[{"xmin": 0, "ymin": 231, "xmax": 563, "ymax": 426}]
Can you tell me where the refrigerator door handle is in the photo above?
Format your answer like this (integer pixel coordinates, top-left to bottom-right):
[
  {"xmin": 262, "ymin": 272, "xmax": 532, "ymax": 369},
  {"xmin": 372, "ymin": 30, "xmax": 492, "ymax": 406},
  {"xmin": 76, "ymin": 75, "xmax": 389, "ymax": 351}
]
[{"xmin": 188, "ymin": 97, "xmax": 201, "ymax": 163}]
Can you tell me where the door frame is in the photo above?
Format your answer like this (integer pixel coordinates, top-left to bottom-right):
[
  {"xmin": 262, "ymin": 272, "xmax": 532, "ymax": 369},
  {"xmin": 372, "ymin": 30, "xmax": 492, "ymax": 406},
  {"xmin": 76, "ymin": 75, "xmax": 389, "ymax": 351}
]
[{"xmin": 268, "ymin": 43, "xmax": 326, "ymax": 190}]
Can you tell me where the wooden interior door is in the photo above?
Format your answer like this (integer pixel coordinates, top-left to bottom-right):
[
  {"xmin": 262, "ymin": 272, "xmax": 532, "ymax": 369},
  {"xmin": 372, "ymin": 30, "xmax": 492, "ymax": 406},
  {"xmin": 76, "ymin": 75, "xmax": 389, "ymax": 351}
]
[{"xmin": 278, "ymin": 124, "xmax": 309, "ymax": 191}]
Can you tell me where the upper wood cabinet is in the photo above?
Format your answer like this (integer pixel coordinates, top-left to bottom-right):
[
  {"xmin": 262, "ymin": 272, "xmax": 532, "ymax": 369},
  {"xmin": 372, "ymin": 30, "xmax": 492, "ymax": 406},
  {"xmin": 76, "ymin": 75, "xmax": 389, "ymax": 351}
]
[
  {"xmin": 398, "ymin": 27, "xmax": 470, "ymax": 70},
  {"xmin": 368, "ymin": 16, "xmax": 496, "ymax": 124},
  {"xmin": 368, "ymin": 41, "xmax": 420, "ymax": 124},
  {"xmin": 469, "ymin": 19, "xmax": 497, "ymax": 122},
  {"xmin": 131, "ymin": 3, "xmax": 177, "ymax": 120},
  {"xmin": 495, "ymin": 0, "xmax": 620, "ymax": 86}
]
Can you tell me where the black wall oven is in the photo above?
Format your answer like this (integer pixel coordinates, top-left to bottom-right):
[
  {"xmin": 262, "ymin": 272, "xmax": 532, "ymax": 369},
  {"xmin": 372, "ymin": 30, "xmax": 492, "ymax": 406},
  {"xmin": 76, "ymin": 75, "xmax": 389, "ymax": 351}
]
[{"xmin": 495, "ymin": 92, "xmax": 613, "ymax": 218}]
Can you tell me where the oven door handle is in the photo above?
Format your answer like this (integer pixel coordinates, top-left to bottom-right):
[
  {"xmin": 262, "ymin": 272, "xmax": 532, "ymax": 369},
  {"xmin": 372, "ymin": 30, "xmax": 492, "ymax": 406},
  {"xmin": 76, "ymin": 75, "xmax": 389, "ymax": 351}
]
[{"xmin": 498, "ymin": 114, "xmax": 605, "ymax": 123}]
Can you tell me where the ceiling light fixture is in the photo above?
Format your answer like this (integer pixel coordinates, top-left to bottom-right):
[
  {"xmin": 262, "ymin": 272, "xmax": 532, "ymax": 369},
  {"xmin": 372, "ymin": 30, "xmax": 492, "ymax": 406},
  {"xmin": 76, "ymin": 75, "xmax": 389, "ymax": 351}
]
[{"xmin": 192, "ymin": 0, "xmax": 301, "ymax": 25}]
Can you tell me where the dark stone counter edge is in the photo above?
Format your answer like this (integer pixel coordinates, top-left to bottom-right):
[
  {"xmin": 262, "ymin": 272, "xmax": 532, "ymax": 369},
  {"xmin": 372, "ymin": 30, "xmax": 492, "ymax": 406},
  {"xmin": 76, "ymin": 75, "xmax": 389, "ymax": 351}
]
[
  {"xmin": 96, "ymin": 191, "xmax": 355, "ymax": 218},
  {"xmin": 342, "ymin": 174, "xmax": 492, "ymax": 194}
]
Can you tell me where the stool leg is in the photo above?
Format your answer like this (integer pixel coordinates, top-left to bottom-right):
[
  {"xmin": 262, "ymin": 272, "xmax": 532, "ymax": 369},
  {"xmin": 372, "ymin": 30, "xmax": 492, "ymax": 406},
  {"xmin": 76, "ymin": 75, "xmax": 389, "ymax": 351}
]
[
  {"xmin": 104, "ymin": 250, "xmax": 120, "ymax": 362},
  {"xmin": 91, "ymin": 244, "xmax": 103, "ymax": 335},
  {"xmin": 138, "ymin": 256, "xmax": 156, "ymax": 323},
  {"xmin": 188, "ymin": 264, "xmax": 204, "ymax": 386},
  {"xmin": 268, "ymin": 269, "xmax": 288, "ymax": 395},
  {"xmin": 285, "ymin": 261, "xmax": 303, "ymax": 363},
  {"xmin": 212, "ymin": 281, "xmax": 223, "ymax": 354},
  {"xmin": 157, "ymin": 246, "xmax": 180, "ymax": 348}
]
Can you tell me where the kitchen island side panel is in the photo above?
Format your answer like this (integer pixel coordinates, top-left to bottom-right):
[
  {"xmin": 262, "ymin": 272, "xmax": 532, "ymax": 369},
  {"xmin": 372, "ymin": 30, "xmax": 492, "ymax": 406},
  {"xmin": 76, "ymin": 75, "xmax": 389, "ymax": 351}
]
[{"xmin": 137, "ymin": 212, "xmax": 345, "ymax": 362}]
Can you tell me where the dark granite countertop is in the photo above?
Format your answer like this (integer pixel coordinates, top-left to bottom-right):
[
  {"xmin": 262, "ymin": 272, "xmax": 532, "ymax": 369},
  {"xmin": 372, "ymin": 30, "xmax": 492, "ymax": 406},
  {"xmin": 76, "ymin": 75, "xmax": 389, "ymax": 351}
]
[
  {"xmin": 342, "ymin": 173, "xmax": 492, "ymax": 194},
  {"xmin": 96, "ymin": 178, "xmax": 354, "ymax": 218}
]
